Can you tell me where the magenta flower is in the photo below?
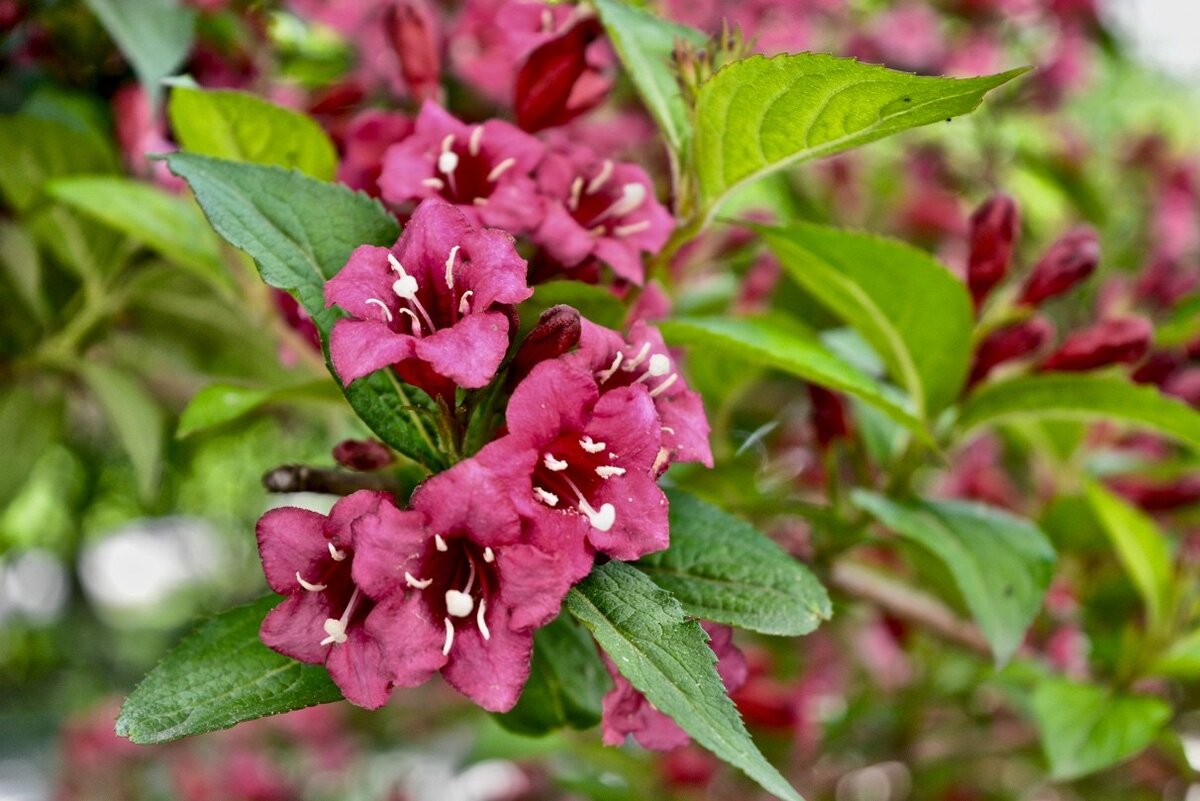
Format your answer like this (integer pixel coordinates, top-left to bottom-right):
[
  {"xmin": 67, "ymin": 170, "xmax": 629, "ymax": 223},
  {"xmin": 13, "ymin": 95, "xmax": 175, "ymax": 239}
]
[
  {"xmin": 324, "ymin": 198, "xmax": 531, "ymax": 399},
  {"xmin": 256, "ymin": 491, "xmax": 394, "ymax": 709},
  {"xmin": 378, "ymin": 102, "xmax": 546, "ymax": 233},
  {"xmin": 476, "ymin": 359, "xmax": 668, "ymax": 561},
  {"xmin": 602, "ymin": 623, "xmax": 748, "ymax": 751},
  {"xmin": 448, "ymin": 0, "xmax": 574, "ymax": 104},
  {"xmin": 531, "ymin": 146, "xmax": 673, "ymax": 284},
  {"xmin": 352, "ymin": 459, "xmax": 593, "ymax": 711},
  {"xmin": 571, "ymin": 319, "xmax": 712, "ymax": 468},
  {"xmin": 336, "ymin": 109, "xmax": 413, "ymax": 197}
]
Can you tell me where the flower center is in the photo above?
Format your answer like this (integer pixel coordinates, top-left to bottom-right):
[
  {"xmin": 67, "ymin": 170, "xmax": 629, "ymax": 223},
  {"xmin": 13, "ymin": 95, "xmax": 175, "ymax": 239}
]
[
  {"xmin": 403, "ymin": 535, "xmax": 497, "ymax": 655},
  {"xmin": 594, "ymin": 342, "xmax": 678, "ymax": 399},
  {"xmin": 421, "ymin": 127, "xmax": 516, "ymax": 208},
  {"xmin": 365, "ymin": 247, "xmax": 477, "ymax": 337},
  {"xmin": 531, "ymin": 432, "xmax": 624, "ymax": 532},
  {"xmin": 567, "ymin": 160, "xmax": 650, "ymax": 239}
]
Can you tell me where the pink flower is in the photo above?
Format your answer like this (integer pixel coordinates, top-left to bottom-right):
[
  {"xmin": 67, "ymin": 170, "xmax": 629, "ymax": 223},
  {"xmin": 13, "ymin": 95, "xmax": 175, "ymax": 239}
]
[
  {"xmin": 514, "ymin": 15, "xmax": 612, "ymax": 132},
  {"xmin": 477, "ymin": 359, "xmax": 669, "ymax": 560},
  {"xmin": 256, "ymin": 491, "xmax": 394, "ymax": 709},
  {"xmin": 352, "ymin": 460, "xmax": 593, "ymax": 711},
  {"xmin": 379, "ymin": 102, "xmax": 546, "ymax": 233},
  {"xmin": 572, "ymin": 318, "xmax": 712, "ymax": 468},
  {"xmin": 336, "ymin": 109, "xmax": 414, "ymax": 198},
  {"xmin": 448, "ymin": 0, "xmax": 574, "ymax": 103},
  {"xmin": 112, "ymin": 84, "xmax": 183, "ymax": 192},
  {"xmin": 531, "ymin": 146, "xmax": 673, "ymax": 284},
  {"xmin": 601, "ymin": 623, "xmax": 747, "ymax": 750},
  {"xmin": 324, "ymin": 198, "xmax": 531, "ymax": 399}
]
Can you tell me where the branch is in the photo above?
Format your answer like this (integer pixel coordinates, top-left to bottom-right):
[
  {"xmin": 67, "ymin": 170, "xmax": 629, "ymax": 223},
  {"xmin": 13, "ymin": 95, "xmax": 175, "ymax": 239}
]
[
  {"xmin": 829, "ymin": 560, "xmax": 991, "ymax": 657},
  {"xmin": 262, "ymin": 464, "xmax": 408, "ymax": 497}
]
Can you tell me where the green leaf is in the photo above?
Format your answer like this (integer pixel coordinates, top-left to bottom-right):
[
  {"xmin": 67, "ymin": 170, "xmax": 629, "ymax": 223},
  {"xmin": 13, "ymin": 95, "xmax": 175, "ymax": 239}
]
[
  {"xmin": 169, "ymin": 86, "xmax": 338, "ymax": 180},
  {"xmin": 116, "ymin": 597, "xmax": 342, "ymax": 744},
  {"xmin": 0, "ymin": 385, "xmax": 61, "ymax": 506},
  {"xmin": 0, "ymin": 114, "xmax": 118, "ymax": 212},
  {"xmin": 47, "ymin": 177, "xmax": 230, "ymax": 289},
  {"xmin": 177, "ymin": 380, "xmax": 340, "ymax": 438},
  {"xmin": 76, "ymin": 363, "xmax": 166, "ymax": 502},
  {"xmin": 658, "ymin": 316, "xmax": 930, "ymax": 443},
  {"xmin": 1083, "ymin": 480, "xmax": 1173, "ymax": 633},
  {"xmin": 763, "ymin": 222, "xmax": 974, "ymax": 416},
  {"xmin": 496, "ymin": 615, "xmax": 609, "ymax": 737},
  {"xmin": 693, "ymin": 54, "xmax": 1025, "ymax": 218},
  {"xmin": 1155, "ymin": 294, "xmax": 1200, "ymax": 348},
  {"xmin": 1031, "ymin": 679, "xmax": 1171, "ymax": 781},
  {"xmin": 163, "ymin": 154, "xmax": 444, "ymax": 469},
  {"xmin": 853, "ymin": 492, "xmax": 1056, "ymax": 665},
  {"xmin": 638, "ymin": 489, "xmax": 830, "ymax": 636},
  {"xmin": 82, "ymin": 0, "xmax": 195, "ymax": 105},
  {"xmin": 0, "ymin": 220, "xmax": 49, "ymax": 325},
  {"xmin": 958, "ymin": 374, "xmax": 1200, "ymax": 452},
  {"xmin": 592, "ymin": 0, "xmax": 708, "ymax": 160},
  {"xmin": 1152, "ymin": 629, "xmax": 1200, "ymax": 678},
  {"xmin": 567, "ymin": 561, "xmax": 804, "ymax": 801}
]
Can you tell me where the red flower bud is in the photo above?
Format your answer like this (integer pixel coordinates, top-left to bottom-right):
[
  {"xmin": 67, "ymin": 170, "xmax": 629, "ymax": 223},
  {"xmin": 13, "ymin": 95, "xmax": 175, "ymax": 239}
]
[
  {"xmin": 332, "ymin": 439, "xmax": 395, "ymax": 472},
  {"xmin": 272, "ymin": 289, "xmax": 321, "ymax": 352},
  {"xmin": 1108, "ymin": 475, "xmax": 1200, "ymax": 511},
  {"xmin": 1164, "ymin": 367, "xmax": 1200, "ymax": 407},
  {"xmin": 966, "ymin": 193, "xmax": 1019, "ymax": 308},
  {"xmin": 1130, "ymin": 350, "xmax": 1183, "ymax": 387},
  {"xmin": 514, "ymin": 17, "xmax": 610, "ymax": 132},
  {"xmin": 968, "ymin": 315, "xmax": 1055, "ymax": 385},
  {"xmin": 512, "ymin": 304, "xmax": 582, "ymax": 383},
  {"xmin": 1041, "ymin": 316, "xmax": 1153, "ymax": 372},
  {"xmin": 385, "ymin": 0, "xmax": 441, "ymax": 103},
  {"xmin": 1018, "ymin": 225, "xmax": 1100, "ymax": 306},
  {"xmin": 808, "ymin": 385, "xmax": 851, "ymax": 449}
]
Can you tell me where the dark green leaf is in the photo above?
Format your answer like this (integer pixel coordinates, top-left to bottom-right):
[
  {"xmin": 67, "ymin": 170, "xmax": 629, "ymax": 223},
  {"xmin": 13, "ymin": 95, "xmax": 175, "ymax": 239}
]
[
  {"xmin": 853, "ymin": 491, "xmax": 1056, "ymax": 665},
  {"xmin": 638, "ymin": 489, "xmax": 830, "ymax": 635},
  {"xmin": 693, "ymin": 54, "xmax": 1025, "ymax": 217},
  {"xmin": 496, "ymin": 615, "xmax": 609, "ymax": 737},
  {"xmin": 763, "ymin": 222, "xmax": 974, "ymax": 415},
  {"xmin": 1031, "ymin": 679, "xmax": 1171, "ymax": 781},
  {"xmin": 116, "ymin": 597, "xmax": 343, "ymax": 744},
  {"xmin": 82, "ymin": 0, "xmax": 195, "ymax": 105},
  {"xmin": 567, "ymin": 561, "xmax": 804, "ymax": 801}
]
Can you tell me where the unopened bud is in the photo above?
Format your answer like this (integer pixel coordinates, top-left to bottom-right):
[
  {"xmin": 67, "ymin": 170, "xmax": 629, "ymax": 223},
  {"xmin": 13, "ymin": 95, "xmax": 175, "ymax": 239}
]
[
  {"xmin": 386, "ymin": 0, "xmax": 441, "ymax": 103},
  {"xmin": 966, "ymin": 193, "xmax": 1019, "ymax": 308},
  {"xmin": 514, "ymin": 17, "xmax": 607, "ymax": 132},
  {"xmin": 1018, "ymin": 225, "xmax": 1100, "ymax": 306},
  {"xmin": 969, "ymin": 316, "xmax": 1055, "ymax": 385},
  {"xmin": 808, "ymin": 385, "xmax": 851, "ymax": 449},
  {"xmin": 332, "ymin": 439, "xmax": 395, "ymax": 472},
  {"xmin": 512, "ymin": 305, "xmax": 582, "ymax": 383},
  {"xmin": 1040, "ymin": 316, "xmax": 1153, "ymax": 372}
]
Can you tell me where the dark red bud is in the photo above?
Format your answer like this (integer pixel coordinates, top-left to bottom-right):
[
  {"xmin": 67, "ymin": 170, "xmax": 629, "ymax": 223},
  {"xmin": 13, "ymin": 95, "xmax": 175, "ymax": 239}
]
[
  {"xmin": 966, "ymin": 193, "xmax": 1019, "ymax": 308},
  {"xmin": 968, "ymin": 315, "xmax": 1055, "ymax": 385},
  {"xmin": 1018, "ymin": 225, "xmax": 1100, "ymax": 306},
  {"xmin": 332, "ymin": 439, "xmax": 395, "ymax": 472},
  {"xmin": 1041, "ymin": 316, "xmax": 1153, "ymax": 372},
  {"xmin": 272, "ymin": 289, "xmax": 321, "ymax": 352},
  {"xmin": 1108, "ymin": 475, "xmax": 1200, "ymax": 511},
  {"xmin": 512, "ymin": 305, "xmax": 582, "ymax": 383},
  {"xmin": 1130, "ymin": 350, "xmax": 1183, "ymax": 387},
  {"xmin": 385, "ymin": 0, "xmax": 441, "ymax": 103},
  {"xmin": 514, "ymin": 17, "xmax": 609, "ymax": 132},
  {"xmin": 1164, "ymin": 367, "xmax": 1200, "ymax": 407},
  {"xmin": 808, "ymin": 385, "xmax": 851, "ymax": 449}
]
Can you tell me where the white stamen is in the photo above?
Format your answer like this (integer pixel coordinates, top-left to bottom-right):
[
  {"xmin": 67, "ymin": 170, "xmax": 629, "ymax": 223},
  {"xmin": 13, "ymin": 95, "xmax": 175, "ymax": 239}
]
[
  {"xmin": 435, "ymin": 534, "xmax": 448, "ymax": 552},
  {"xmin": 321, "ymin": 617, "xmax": 348, "ymax": 645},
  {"xmin": 477, "ymin": 597, "xmax": 490, "ymax": 640},
  {"xmin": 440, "ymin": 133, "xmax": 456, "ymax": 153},
  {"xmin": 387, "ymin": 253, "xmax": 406, "ymax": 274},
  {"xmin": 393, "ymin": 275, "xmax": 419, "ymax": 300},
  {"xmin": 472, "ymin": 197, "xmax": 488, "ymax": 207},
  {"xmin": 483, "ymin": 547, "xmax": 495, "ymax": 563},
  {"xmin": 328, "ymin": 543, "xmax": 346, "ymax": 561},
  {"xmin": 469, "ymin": 125, "xmax": 483, "ymax": 157},
  {"xmin": 650, "ymin": 373, "xmax": 679, "ymax": 398},
  {"xmin": 444, "ymin": 245, "xmax": 459, "ymax": 289},
  {"xmin": 579, "ymin": 436, "xmax": 606, "ymax": 453},
  {"xmin": 613, "ymin": 221, "xmax": 652, "ymax": 238},
  {"xmin": 623, "ymin": 342, "xmax": 652, "ymax": 371},
  {"xmin": 438, "ymin": 149, "xmax": 459, "ymax": 175},
  {"xmin": 568, "ymin": 176, "xmax": 584, "ymax": 211},
  {"xmin": 541, "ymin": 8, "xmax": 554, "ymax": 31},
  {"xmin": 364, "ymin": 297, "xmax": 393, "ymax": 322},
  {"xmin": 661, "ymin": 426, "xmax": 675, "ymax": 435},
  {"xmin": 595, "ymin": 465, "xmax": 626, "ymax": 479},
  {"xmin": 462, "ymin": 558, "xmax": 477, "ymax": 594},
  {"xmin": 596, "ymin": 351, "xmax": 623, "ymax": 383},
  {"xmin": 591, "ymin": 183, "xmax": 647, "ymax": 226},
  {"xmin": 399, "ymin": 307, "xmax": 423, "ymax": 335},
  {"xmin": 487, "ymin": 157, "xmax": 516, "ymax": 183},
  {"xmin": 458, "ymin": 290, "xmax": 473, "ymax": 316},
  {"xmin": 405, "ymin": 572, "xmax": 432, "ymax": 589},
  {"xmin": 296, "ymin": 572, "xmax": 327, "ymax": 592},
  {"xmin": 652, "ymin": 447, "xmax": 670, "ymax": 475},
  {"xmin": 534, "ymin": 487, "xmax": 559, "ymax": 506},
  {"xmin": 442, "ymin": 617, "xmax": 455, "ymax": 655},
  {"xmin": 646, "ymin": 353, "xmax": 671, "ymax": 376},
  {"xmin": 543, "ymin": 453, "xmax": 568, "ymax": 471},
  {"xmin": 445, "ymin": 589, "xmax": 475, "ymax": 617},
  {"xmin": 422, "ymin": 177, "xmax": 445, "ymax": 190},
  {"xmin": 586, "ymin": 160, "xmax": 614, "ymax": 194},
  {"xmin": 583, "ymin": 501, "xmax": 616, "ymax": 532}
]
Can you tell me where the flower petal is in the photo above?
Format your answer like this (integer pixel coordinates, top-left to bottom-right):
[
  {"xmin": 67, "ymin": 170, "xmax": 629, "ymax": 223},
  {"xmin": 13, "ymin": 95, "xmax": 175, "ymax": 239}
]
[
  {"xmin": 413, "ymin": 310, "xmax": 511, "ymax": 389},
  {"xmin": 364, "ymin": 592, "xmax": 449, "ymax": 687},
  {"xmin": 328, "ymin": 319, "xmax": 417, "ymax": 384},
  {"xmin": 256, "ymin": 507, "xmax": 330, "ymax": 595},
  {"xmin": 441, "ymin": 604, "xmax": 533, "ymax": 712}
]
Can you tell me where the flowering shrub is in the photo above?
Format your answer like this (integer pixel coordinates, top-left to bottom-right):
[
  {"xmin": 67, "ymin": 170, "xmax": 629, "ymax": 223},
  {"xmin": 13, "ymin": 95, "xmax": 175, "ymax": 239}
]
[{"xmin": 3, "ymin": 1, "xmax": 1200, "ymax": 800}]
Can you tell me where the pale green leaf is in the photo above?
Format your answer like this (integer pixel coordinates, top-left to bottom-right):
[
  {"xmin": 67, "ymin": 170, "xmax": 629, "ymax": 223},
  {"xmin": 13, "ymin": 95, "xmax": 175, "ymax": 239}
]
[
  {"xmin": 76, "ymin": 363, "xmax": 165, "ymax": 502},
  {"xmin": 0, "ymin": 114, "xmax": 118, "ymax": 212},
  {"xmin": 1152, "ymin": 629, "xmax": 1200, "ymax": 678},
  {"xmin": 177, "ymin": 380, "xmax": 342, "ymax": 438},
  {"xmin": 83, "ymin": 0, "xmax": 195, "ymax": 105}
]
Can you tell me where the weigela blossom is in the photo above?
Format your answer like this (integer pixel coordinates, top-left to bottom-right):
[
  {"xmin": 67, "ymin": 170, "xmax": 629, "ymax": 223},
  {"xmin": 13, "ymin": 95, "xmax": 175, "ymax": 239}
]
[
  {"xmin": 257, "ymin": 491, "xmax": 393, "ymax": 709},
  {"xmin": 325, "ymin": 198, "xmax": 531, "ymax": 399},
  {"xmin": 532, "ymin": 146, "xmax": 674, "ymax": 284},
  {"xmin": 379, "ymin": 102, "xmax": 546, "ymax": 233},
  {"xmin": 572, "ymin": 319, "xmax": 712, "ymax": 468},
  {"xmin": 353, "ymin": 459, "xmax": 593, "ymax": 711},
  {"xmin": 475, "ymin": 359, "xmax": 669, "ymax": 561},
  {"xmin": 449, "ymin": 0, "xmax": 575, "ymax": 103},
  {"xmin": 601, "ymin": 623, "xmax": 747, "ymax": 750}
]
